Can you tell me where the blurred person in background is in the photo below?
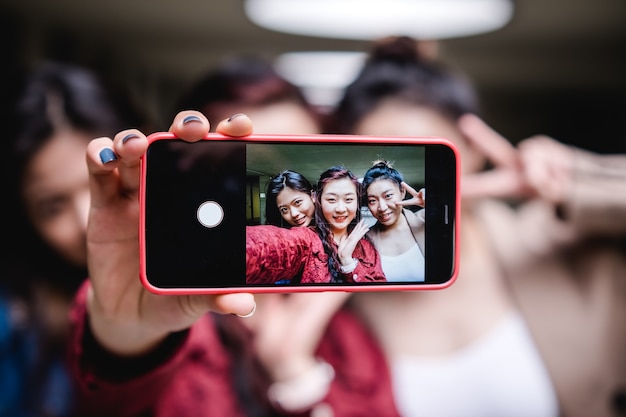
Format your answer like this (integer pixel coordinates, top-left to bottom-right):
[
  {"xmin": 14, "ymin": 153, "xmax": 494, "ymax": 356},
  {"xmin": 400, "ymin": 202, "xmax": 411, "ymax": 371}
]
[
  {"xmin": 66, "ymin": 55, "xmax": 375, "ymax": 417},
  {"xmin": 2, "ymin": 61, "xmax": 145, "ymax": 416},
  {"xmin": 316, "ymin": 35, "xmax": 626, "ymax": 417},
  {"xmin": 66, "ymin": 108, "xmax": 386, "ymax": 417},
  {"xmin": 176, "ymin": 54, "xmax": 323, "ymax": 135},
  {"xmin": 64, "ymin": 42, "xmax": 626, "ymax": 417}
]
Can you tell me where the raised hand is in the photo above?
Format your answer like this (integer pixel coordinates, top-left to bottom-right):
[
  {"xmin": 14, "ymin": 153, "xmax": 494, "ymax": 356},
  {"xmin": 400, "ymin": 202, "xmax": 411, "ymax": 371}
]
[
  {"xmin": 244, "ymin": 292, "xmax": 350, "ymax": 381},
  {"xmin": 85, "ymin": 111, "xmax": 257, "ymax": 356},
  {"xmin": 337, "ymin": 219, "xmax": 371, "ymax": 265},
  {"xmin": 398, "ymin": 181, "xmax": 425, "ymax": 208},
  {"xmin": 457, "ymin": 113, "xmax": 574, "ymax": 202}
]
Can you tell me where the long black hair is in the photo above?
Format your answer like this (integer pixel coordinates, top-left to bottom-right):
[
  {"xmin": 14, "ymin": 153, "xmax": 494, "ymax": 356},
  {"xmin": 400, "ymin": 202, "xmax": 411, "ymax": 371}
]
[
  {"xmin": 176, "ymin": 54, "xmax": 320, "ymax": 128},
  {"xmin": 314, "ymin": 166, "xmax": 362, "ymax": 282},
  {"xmin": 2, "ymin": 60, "xmax": 144, "ymax": 417},
  {"xmin": 6, "ymin": 61, "xmax": 141, "ymax": 295}
]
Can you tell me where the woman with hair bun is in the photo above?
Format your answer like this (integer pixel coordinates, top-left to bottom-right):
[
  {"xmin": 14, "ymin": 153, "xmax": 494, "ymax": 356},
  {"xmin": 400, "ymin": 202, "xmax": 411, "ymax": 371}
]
[
  {"xmin": 362, "ymin": 160, "xmax": 426, "ymax": 282},
  {"xmin": 252, "ymin": 35, "xmax": 626, "ymax": 417},
  {"xmin": 316, "ymin": 35, "xmax": 626, "ymax": 417}
]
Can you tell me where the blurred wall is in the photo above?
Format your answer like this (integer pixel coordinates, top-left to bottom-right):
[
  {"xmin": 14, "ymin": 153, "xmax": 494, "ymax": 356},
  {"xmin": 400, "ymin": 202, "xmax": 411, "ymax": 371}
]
[{"xmin": 1, "ymin": 3, "xmax": 625, "ymax": 153}]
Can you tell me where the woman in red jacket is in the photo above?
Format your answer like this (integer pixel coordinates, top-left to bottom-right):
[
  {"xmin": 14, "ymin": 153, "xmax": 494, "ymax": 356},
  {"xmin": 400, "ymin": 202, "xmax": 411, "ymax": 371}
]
[
  {"xmin": 68, "ymin": 111, "xmax": 400, "ymax": 417},
  {"xmin": 246, "ymin": 166, "xmax": 386, "ymax": 285}
]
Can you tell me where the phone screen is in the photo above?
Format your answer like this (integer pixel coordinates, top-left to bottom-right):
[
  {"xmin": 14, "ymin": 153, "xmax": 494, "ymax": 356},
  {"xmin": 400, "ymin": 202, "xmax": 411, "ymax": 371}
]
[{"xmin": 141, "ymin": 133, "xmax": 459, "ymax": 293}]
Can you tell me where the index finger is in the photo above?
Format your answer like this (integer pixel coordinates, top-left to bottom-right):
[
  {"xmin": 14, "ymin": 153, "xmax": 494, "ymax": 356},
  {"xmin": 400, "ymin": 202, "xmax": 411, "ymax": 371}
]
[
  {"xmin": 86, "ymin": 132, "xmax": 149, "ymax": 208},
  {"xmin": 215, "ymin": 113, "xmax": 254, "ymax": 137},
  {"xmin": 457, "ymin": 113, "xmax": 519, "ymax": 169},
  {"xmin": 402, "ymin": 181, "xmax": 418, "ymax": 195},
  {"xmin": 168, "ymin": 111, "xmax": 211, "ymax": 141}
]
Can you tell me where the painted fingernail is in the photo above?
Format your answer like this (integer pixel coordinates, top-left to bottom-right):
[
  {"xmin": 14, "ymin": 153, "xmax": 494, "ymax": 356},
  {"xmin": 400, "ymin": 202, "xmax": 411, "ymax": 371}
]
[
  {"xmin": 183, "ymin": 115, "xmax": 202, "ymax": 124},
  {"xmin": 99, "ymin": 148, "xmax": 117, "ymax": 164},
  {"xmin": 234, "ymin": 302, "xmax": 256, "ymax": 318},
  {"xmin": 227, "ymin": 113, "xmax": 244, "ymax": 122},
  {"xmin": 122, "ymin": 133, "xmax": 140, "ymax": 143}
]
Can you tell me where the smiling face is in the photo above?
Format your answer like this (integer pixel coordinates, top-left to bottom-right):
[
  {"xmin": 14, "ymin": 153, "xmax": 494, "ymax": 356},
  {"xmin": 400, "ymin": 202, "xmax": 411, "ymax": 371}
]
[
  {"xmin": 366, "ymin": 178, "xmax": 405, "ymax": 227},
  {"xmin": 354, "ymin": 99, "xmax": 485, "ymax": 175},
  {"xmin": 275, "ymin": 187, "xmax": 315, "ymax": 227},
  {"xmin": 319, "ymin": 177, "xmax": 358, "ymax": 235}
]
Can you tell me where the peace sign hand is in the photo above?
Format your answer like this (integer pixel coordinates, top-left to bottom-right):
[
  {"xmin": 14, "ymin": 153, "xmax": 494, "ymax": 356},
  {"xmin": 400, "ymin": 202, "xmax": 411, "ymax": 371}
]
[
  {"xmin": 398, "ymin": 182, "xmax": 425, "ymax": 208},
  {"xmin": 458, "ymin": 113, "xmax": 574, "ymax": 203}
]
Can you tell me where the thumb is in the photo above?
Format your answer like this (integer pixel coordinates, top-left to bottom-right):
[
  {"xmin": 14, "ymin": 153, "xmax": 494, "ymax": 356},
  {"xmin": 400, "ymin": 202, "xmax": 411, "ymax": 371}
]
[{"xmin": 186, "ymin": 293, "xmax": 257, "ymax": 318}]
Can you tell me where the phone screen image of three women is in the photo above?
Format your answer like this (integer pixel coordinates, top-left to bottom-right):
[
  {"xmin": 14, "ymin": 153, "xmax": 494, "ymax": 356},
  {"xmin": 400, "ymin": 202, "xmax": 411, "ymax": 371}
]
[{"xmin": 143, "ymin": 139, "xmax": 454, "ymax": 289}]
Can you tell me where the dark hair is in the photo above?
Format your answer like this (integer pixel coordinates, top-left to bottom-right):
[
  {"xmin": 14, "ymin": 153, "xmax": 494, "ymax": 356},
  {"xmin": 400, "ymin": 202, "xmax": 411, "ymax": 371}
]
[
  {"xmin": 265, "ymin": 170, "xmax": 314, "ymax": 227},
  {"xmin": 362, "ymin": 160, "xmax": 404, "ymax": 196},
  {"xmin": 6, "ymin": 61, "xmax": 139, "ymax": 294},
  {"xmin": 330, "ymin": 36, "xmax": 479, "ymax": 134},
  {"xmin": 1, "ymin": 61, "xmax": 143, "ymax": 417},
  {"xmin": 176, "ymin": 54, "xmax": 315, "ymax": 125},
  {"xmin": 12, "ymin": 62, "xmax": 129, "ymax": 164},
  {"xmin": 314, "ymin": 166, "xmax": 362, "ymax": 282}
]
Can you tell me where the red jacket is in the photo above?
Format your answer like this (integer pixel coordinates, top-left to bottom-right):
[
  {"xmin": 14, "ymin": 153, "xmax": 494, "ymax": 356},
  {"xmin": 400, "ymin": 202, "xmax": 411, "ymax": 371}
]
[
  {"xmin": 68, "ymin": 281, "xmax": 401, "ymax": 417},
  {"xmin": 246, "ymin": 225, "xmax": 386, "ymax": 284}
]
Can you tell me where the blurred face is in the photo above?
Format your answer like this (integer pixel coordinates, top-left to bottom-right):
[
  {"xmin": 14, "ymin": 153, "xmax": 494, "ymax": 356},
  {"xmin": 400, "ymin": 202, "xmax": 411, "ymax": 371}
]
[
  {"xmin": 21, "ymin": 130, "xmax": 90, "ymax": 267},
  {"xmin": 366, "ymin": 178, "xmax": 405, "ymax": 227},
  {"xmin": 208, "ymin": 101, "xmax": 320, "ymax": 134},
  {"xmin": 275, "ymin": 187, "xmax": 315, "ymax": 227},
  {"xmin": 320, "ymin": 177, "xmax": 358, "ymax": 235},
  {"xmin": 354, "ymin": 99, "xmax": 485, "ymax": 175}
]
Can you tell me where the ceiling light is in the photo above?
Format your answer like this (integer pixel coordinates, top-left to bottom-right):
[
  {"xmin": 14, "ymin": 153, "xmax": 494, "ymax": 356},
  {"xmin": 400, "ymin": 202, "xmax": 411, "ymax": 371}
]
[
  {"xmin": 274, "ymin": 51, "xmax": 366, "ymax": 109},
  {"xmin": 245, "ymin": 0, "xmax": 514, "ymax": 40}
]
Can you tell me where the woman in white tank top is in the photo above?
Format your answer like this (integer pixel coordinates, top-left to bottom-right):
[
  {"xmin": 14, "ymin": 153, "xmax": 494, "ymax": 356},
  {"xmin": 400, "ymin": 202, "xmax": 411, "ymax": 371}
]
[{"xmin": 362, "ymin": 160, "xmax": 426, "ymax": 282}]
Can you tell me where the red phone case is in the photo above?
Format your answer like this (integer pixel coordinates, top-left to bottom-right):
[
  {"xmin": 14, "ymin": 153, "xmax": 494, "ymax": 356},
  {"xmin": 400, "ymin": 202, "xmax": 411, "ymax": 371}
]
[{"xmin": 140, "ymin": 132, "xmax": 461, "ymax": 294}]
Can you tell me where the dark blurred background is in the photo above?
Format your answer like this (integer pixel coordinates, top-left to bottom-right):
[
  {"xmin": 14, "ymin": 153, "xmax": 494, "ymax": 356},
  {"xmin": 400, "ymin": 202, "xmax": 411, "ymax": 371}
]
[{"xmin": 1, "ymin": 0, "xmax": 624, "ymax": 152}]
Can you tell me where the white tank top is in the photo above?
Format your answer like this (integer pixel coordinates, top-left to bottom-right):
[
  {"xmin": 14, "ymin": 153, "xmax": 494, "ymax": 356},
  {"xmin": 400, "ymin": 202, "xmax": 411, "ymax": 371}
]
[
  {"xmin": 391, "ymin": 311, "xmax": 558, "ymax": 417},
  {"xmin": 380, "ymin": 242, "xmax": 425, "ymax": 282}
]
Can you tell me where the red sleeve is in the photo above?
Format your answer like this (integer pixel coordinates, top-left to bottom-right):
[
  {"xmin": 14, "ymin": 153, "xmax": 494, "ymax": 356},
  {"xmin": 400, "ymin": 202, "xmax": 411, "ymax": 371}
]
[
  {"xmin": 246, "ymin": 225, "xmax": 325, "ymax": 284},
  {"xmin": 67, "ymin": 281, "xmax": 246, "ymax": 417},
  {"xmin": 246, "ymin": 226, "xmax": 386, "ymax": 285},
  {"xmin": 343, "ymin": 239, "xmax": 386, "ymax": 283}
]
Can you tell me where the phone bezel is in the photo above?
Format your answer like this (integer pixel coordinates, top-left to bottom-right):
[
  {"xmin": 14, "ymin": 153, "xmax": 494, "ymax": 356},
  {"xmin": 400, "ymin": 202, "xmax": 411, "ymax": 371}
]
[{"xmin": 140, "ymin": 132, "xmax": 461, "ymax": 294}]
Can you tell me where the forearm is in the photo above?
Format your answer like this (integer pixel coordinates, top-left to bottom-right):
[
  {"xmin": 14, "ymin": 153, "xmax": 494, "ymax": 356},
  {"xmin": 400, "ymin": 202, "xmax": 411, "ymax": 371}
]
[
  {"xmin": 561, "ymin": 149, "xmax": 626, "ymax": 236},
  {"xmin": 246, "ymin": 225, "xmax": 314, "ymax": 284},
  {"xmin": 69, "ymin": 282, "xmax": 189, "ymax": 416},
  {"xmin": 87, "ymin": 302, "xmax": 170, "ymax": 357},
  {"xmin": 85, "ymin": 279, "xmax": 180, "ymax": 357},
  {"xmin": 342, "ymin": 241, "xmax": 386, "ymax": 283}
]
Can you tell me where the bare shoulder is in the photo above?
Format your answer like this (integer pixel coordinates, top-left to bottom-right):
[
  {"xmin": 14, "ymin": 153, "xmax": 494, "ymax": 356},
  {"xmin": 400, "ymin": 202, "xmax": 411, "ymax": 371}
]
[{"xmin": 405, "ymin": 208, "xmax": 426, "ymax": 229}]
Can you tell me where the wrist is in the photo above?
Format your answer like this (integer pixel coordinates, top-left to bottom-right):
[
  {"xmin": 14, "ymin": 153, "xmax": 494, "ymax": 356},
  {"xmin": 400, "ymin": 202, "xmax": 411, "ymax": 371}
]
[
  {"xmin": 86, "ymin": 291, "xmax": 168, "ymax": 356},
  {"xmin": 269, "ymin": 356, "xmax": 318, "ymax": 382},
  {"xmin": 267, "ymin": 359, "xmax": 335, "ymax": 413},
  {"xmin": 339, "ymin": 258, "xmax": 358, "ymax": 274},
  {"xmin": 88, "ymin": 313, "xmax": 169, "ymax": 357}
]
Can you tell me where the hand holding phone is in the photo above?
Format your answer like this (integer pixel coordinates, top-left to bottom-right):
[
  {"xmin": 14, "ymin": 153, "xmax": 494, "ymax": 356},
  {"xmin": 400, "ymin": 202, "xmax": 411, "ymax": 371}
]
[
  {"xmin": 140, "ymin": 132, "xmax": 460, "ymax": 294},
  {"xmin": 84, "ymin": 111, "xmax": 256, "ymax": 359}
]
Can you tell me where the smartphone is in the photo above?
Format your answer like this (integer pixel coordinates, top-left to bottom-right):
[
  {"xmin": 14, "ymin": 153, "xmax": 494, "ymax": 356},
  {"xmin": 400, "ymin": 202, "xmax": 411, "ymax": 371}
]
[{"xmin": 140, "ymin": 132, "xmax": 460, "ymax": 294}]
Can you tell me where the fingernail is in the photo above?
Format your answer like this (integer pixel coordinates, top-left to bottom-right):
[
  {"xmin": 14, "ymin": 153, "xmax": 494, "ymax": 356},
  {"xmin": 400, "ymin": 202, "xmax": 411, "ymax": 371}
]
[
  {"xmin": 122, "ymin": 133, "xmax": 140, "ymax": 143},
  {"xmin": 183, "ymin": 115, "xmax": 202, "ymax": 124},
  {"xmin": 227, "ymin": 113, "xmax": 244, "ymax": 122},
  {"xmin": 99, "ymin": 148, "xmax": 117, "ymax": 164},
  {"xmin": 234, "ymin": 303, "xmax": 256, "ymax": 318}
]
